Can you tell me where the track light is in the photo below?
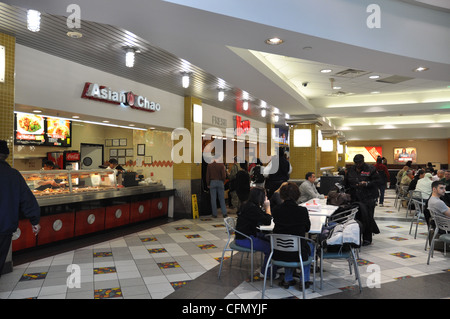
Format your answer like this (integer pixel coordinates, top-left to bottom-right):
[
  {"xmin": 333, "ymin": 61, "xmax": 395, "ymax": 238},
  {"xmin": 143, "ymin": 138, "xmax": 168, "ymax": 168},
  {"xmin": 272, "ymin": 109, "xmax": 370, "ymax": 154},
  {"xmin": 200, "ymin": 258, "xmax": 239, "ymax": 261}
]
[
  {"xmin": 125, "ymin": 48, "xmax": 135, "ymax": 68},
  {"xmin": 27, "ymin": 9, "xmax": 41, "ymax": 32}
]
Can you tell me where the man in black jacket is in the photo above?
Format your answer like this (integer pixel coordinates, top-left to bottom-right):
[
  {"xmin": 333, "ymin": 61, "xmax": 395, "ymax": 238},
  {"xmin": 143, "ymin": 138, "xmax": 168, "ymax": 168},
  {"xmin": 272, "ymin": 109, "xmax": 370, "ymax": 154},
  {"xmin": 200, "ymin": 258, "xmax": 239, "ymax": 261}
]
[
  {"xmin": 344, "ymin": 154, "xmax": 380, "ymax": 246},
  {"xmin": 0, "ymin": 140, "xmax": 41, "ymax": 276}
]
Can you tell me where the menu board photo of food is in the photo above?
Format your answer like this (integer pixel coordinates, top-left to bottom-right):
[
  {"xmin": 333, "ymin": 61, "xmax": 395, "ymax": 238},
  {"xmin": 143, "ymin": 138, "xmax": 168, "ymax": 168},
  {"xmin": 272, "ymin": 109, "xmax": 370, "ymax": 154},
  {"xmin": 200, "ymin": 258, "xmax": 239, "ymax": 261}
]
[
  {"xmin": 14, "ymin": 112, "xmax": 72, "ymax": 147},
  {"xmin": 46, "ymin": 117, "xmax": 71, "ymax": 146},
  {"xmin": 15, "ymin": 113, "xmax": 46, "ymax": 145}
]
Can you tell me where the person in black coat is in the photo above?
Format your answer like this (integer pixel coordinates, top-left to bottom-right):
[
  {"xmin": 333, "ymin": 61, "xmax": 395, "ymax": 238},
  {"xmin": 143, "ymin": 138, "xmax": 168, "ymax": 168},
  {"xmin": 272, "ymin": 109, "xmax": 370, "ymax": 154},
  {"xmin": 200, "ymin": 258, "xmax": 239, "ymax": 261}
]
[
  {"xmin": 235, "ymin": 187, "xmax": 272, "ymax": 275},
  {"xmin": 344, "ymin": 154, "xmax": 380, "ymax": 246},
  {"xmin": 272, "ymin": 182, "xmax": 312, "ymax": 290},
  {"xmin": 0, "ymin": 140, "xmax": 41, "ymax": 277}
]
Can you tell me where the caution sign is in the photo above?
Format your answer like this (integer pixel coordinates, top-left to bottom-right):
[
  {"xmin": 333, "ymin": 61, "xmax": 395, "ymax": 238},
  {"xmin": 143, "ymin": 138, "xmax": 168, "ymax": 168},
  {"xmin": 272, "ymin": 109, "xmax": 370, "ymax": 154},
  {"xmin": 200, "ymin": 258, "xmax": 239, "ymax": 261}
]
[{"xmin": 192, "ymin": 194, "xmax": 199, "ymax": 219}]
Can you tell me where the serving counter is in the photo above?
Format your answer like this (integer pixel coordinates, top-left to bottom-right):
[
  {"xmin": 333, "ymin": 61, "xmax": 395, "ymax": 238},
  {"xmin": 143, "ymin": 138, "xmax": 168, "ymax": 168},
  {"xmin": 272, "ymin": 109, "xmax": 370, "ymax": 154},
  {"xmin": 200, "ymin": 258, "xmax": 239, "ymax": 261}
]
[{"xmin": 13, "ymin": 169, "xmax": 175, "ymax": 252}]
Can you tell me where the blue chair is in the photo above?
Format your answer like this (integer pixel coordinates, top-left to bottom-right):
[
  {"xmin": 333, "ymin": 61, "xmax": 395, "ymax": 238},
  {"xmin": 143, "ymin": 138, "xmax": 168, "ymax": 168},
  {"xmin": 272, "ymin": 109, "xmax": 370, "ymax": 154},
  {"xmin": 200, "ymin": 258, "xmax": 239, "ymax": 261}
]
[
  {"xmin": 218, "ymin": 217, "xmax": 256, "ymax": 282},
  {"xmin": 262, "ymin": 234, "xmax": 316, "ymax": 299},
  {"xmin": 427, "ymin": 213, "xmax": 450, "ymax": 265}
]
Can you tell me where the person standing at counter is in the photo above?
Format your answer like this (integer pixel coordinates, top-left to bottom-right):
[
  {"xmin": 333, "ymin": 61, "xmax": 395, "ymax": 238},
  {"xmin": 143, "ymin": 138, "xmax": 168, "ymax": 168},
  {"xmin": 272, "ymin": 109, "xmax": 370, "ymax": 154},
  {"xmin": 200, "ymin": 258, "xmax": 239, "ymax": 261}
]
[
  {"xmin": 344, "ymin": 154, "xmax": 380, "ymax": 246},
  {"xmin": 206, "ymin": 153, "xmax": 228, "ymax": 218},
  {"xmin": 0, "ymin": 140, "xmax": 41, "ymax": 277}
]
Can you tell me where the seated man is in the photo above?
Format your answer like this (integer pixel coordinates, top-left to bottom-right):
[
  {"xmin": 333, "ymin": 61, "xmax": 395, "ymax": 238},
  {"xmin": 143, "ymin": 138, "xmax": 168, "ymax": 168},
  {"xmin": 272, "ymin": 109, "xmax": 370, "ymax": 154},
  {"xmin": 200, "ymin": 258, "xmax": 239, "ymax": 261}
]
[
  {"xmin": 427, "ymin": 181, "xmax": 450, "ymax": 218},
  {"xmin": 299, "ymin": 172, "xmax": 324, "ymax": 203},
  {"xmin": 400, "ymin": 170, "xmax": 414, "ymax": 188}
]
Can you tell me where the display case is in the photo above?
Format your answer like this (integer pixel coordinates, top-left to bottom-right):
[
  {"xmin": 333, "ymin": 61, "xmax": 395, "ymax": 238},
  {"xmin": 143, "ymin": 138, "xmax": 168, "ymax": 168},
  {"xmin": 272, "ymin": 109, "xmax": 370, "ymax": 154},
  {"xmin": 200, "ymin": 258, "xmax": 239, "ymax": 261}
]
[{"xmin": 21, "ymin": 169, "xmax": 117, "ymax": 197}]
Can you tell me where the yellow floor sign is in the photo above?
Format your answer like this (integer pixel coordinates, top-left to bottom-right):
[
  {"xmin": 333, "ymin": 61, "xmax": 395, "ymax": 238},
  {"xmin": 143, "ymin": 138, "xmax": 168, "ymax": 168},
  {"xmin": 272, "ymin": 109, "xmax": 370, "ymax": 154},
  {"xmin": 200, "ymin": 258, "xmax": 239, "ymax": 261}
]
[{"xmin": 192, "ymin": 194, "xmax": 199, "ymax": 219}]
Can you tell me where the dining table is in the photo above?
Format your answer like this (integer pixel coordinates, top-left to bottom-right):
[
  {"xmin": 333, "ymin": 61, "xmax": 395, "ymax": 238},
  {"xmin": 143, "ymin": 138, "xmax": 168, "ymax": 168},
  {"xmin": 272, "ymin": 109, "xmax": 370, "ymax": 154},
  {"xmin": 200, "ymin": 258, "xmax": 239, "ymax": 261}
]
[{"xmin": 258, "ymin": 198, "xmax": 338, "ymax": 234}]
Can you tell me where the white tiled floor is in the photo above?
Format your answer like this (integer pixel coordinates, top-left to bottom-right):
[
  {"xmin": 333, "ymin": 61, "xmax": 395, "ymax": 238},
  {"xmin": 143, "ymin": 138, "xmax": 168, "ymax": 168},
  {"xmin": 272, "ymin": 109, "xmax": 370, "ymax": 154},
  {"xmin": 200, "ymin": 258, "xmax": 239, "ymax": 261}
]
[{"xmin": 0, "ymin": 189, "xmax": 449, "ymax": 299}]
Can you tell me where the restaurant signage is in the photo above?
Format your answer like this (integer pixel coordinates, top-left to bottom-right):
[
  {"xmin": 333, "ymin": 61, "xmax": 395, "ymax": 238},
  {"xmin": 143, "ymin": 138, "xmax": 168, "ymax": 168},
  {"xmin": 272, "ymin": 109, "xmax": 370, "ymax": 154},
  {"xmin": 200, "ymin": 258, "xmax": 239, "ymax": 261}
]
[
  {"xmin": 234, "ymin": 115, "xmax": 251, "ymax": 136},
  {"xmin": 81, "ymin": 82, "xmax": 161, "ymax": 112}
]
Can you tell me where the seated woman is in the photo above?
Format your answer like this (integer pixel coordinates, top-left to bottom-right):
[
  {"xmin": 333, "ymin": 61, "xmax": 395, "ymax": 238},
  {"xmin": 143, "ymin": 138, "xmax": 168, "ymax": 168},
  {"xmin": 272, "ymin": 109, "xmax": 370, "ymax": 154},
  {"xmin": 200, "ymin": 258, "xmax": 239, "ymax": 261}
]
[
  {"xmin": 271, "ymin": 182, "xmax": 312, "ymax": 290},
  {"xmin": 235, "ymin": 187, "xmax": 273, "ymax": 277}
]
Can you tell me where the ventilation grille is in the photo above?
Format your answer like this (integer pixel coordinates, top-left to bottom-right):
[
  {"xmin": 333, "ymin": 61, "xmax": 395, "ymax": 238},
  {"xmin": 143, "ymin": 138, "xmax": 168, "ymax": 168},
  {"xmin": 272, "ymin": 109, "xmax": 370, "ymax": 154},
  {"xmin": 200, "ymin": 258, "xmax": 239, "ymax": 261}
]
[
  {"xmin": 376, "ymin": 75, "xmax": 414, "ymax": 84},
  {"xmin": 333, "ymin": 69, "xmax": 370, "ymax": 78}
]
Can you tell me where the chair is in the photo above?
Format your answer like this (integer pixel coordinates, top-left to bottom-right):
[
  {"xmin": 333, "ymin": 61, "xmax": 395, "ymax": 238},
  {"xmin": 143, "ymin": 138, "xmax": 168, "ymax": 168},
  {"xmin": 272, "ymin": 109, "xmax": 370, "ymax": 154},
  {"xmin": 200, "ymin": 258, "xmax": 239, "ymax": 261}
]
[
  {"xmin": 396, "ymin": 186, "xmax": 409, "ymax": 212},
  {"xmin": 261, "ymin": 234, "xmax": 316, "ymax": 299},
  {"xmin": 427, "ymin": 214, "xmax": 450, "ymax": 265},
  {"xmin": 218, "ymin": 217, "xmax": 256, "ymax": 282},
  {"xmin": 319, "ymin": 215, "xmax": 362, "ymax": 293},
  {"xmin": 409, "ymin": 198, "xmax": 425, "ymax": 239},
  {"xmin": 406, "ymin": 190, "xmax": 423, "ymax": 218},
  {"xmin": 329, "ymin": 207, "xmax": 358, "ymax": 225}
]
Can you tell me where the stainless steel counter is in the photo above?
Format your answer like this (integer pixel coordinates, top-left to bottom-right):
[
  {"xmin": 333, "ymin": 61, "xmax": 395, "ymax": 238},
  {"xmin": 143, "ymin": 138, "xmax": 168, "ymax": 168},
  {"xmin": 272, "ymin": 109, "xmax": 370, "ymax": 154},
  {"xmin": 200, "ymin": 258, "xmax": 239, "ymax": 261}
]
[{"xmin": 36, "ymin": 184, "xmax": 172, "ymax": 206}]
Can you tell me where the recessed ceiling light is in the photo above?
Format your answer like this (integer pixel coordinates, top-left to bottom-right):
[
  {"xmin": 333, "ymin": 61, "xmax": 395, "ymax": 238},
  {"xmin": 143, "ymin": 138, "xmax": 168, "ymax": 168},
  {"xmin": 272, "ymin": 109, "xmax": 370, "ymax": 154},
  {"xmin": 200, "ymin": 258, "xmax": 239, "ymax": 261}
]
[
  {"xmin": 32, "ymin": 110, "xmax": 42, "ymax": 113},
  {"xmin": 333, "ymin": 86, "xmax": 341, "ymax": 90},
  {"xmin": 369, "ymin": 75, "xmax": 380, "ymax": 79},
  {"xmin": 414, "ymin": 66, "xmax": 429, "ymax": 72},
  {"xmin": 265, "ymin": 37, "xmax": 284, "ymax": 45},
  {"xmin": 321, "ymin": 69, "xmax": 332, "ymax": 73},
  {"xmin": 371, "ymin": 91, "xmax": 381, "ymax": 94},
  {"xmin": 149, "ymin": 127, "xmax": 155, "ymax": 130},
  {"xmin": 129, "ymin": 124, "xmax": 135, "ymax": 127},
  {"xmin": 102, "ymin": 120, "xmax": 110, "ymax": 123},
  {"xmin": 72, "ymin": 115, "xmax": 80, "ymax": 119},
  {"xmin": 67, "ymin": 31, "xmax": 83, "ymax": 39}
]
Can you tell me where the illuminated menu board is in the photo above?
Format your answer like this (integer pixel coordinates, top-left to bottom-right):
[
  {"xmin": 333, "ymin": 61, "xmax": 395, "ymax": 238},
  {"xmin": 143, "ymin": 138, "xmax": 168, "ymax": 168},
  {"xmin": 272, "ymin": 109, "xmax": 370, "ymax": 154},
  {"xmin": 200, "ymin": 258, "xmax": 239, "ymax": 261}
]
[
  {"xmin": 14, "ymin": 113, "xmax": 72, "ymax": 147},
  {"xmin": 346, "ymin": 146, "xmax": 382, "ymax": 163}
]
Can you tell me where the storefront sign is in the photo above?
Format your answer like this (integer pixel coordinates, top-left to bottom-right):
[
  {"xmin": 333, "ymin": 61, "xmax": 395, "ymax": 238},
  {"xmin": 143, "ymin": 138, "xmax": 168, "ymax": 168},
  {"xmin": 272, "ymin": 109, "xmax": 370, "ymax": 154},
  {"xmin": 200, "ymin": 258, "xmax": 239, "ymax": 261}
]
[
  {"xmin": 234, "ymin": 115, "xmax": 251, "ymax": 136},
  {"xmin": 81, "ymin": 82, "xmax": 161, "ymax": 112}
]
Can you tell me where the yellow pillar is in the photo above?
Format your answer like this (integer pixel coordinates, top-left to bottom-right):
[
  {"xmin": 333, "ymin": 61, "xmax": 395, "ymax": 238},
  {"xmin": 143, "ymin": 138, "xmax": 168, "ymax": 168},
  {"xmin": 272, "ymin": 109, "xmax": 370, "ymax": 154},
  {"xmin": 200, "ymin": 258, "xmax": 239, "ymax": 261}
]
[
  {"xmin": 320, "ymin": 136, "xmax": 338, "ymax": 173},
  {"xmin": 337, "ymin": 141, "xmax": 347, "ymax": 169},
  {"xmin": 0, "ymin": 33, "xmax": 15, "ymax": 166},
  {"xmin": 173, "ymin": 96, "xmax": 202, "ymax": 218},
  {"xmin": 289, "ymin": 123, "xmax": 318, "ymax": 179}
]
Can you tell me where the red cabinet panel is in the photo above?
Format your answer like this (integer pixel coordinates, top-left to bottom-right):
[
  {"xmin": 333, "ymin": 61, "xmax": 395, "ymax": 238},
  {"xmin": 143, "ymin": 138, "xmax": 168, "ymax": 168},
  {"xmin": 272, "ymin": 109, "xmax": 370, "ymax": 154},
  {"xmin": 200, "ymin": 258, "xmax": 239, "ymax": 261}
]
[
  {"xmin": 12, "ymin": 220, "xmax": 37, "ymax": 251},
  {"xmin": 37, "ymin": 212, "xmax": 75, "ymax": 246},
  {"xmin": 105, "ymin": 204, "xmax": 130, "ymax": 229},
  {"xmin": 130, "ymin": 200, "xmax": 150, "ymax": 223},
  {"xmin": 150, "ymin": 197, "xmax": 168, "ymax": 218},
  {"xmin": 74, "ymin": 208, "xmax": 105, "ymax": 236}
]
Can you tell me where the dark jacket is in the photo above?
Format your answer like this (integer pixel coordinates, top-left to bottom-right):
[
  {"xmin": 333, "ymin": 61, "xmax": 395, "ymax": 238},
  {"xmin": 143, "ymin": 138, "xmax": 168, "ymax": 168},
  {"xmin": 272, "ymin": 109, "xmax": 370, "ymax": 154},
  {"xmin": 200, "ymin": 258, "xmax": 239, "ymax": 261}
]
[
  {"xmin": 235, "ymin": 201, "xmax": 272, "ymax": 239},
  {"xmin": 272, "ymin": 200, "xmax": 311, "ymax": 261},
  {"xmin": 235, "ymin": 170, "xmax": 250, "ymax": 202},
  {"xmin": 344, "ymin": 163, "xmax": 380, "ymax": 203},
  {"xmin": 0, "ymin": 160, "xmax": 40, "ymax": 234}
]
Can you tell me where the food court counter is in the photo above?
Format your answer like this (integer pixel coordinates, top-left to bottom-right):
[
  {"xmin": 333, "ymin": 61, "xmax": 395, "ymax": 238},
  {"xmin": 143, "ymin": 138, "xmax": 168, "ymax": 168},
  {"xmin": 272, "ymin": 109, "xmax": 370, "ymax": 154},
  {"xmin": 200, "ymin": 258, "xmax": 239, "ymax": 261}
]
[{"xmin": 13, "ymin": 175, "xmax": 175, "ymax": 252}]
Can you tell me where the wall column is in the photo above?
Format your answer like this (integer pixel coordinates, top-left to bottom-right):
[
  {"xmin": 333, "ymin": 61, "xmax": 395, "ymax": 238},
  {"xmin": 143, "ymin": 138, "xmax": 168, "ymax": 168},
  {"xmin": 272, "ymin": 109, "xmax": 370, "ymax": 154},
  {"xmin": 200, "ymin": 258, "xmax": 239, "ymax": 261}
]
[
  {"xmin": 320, "ymin": 135, "xmax": 338, "ymax": 173},
  {"xmin": 0, "ymin": 33, "xmax": 15, "ymax": 166},
  {"xmin": 0, "ymin": 33, "xmax": 15, "ymax": 275},
  {"xmin": 289, "ymin": 123, "xmax": 318, "ymax": 179},
  {"xmin": 173, "ymin": 96, "xmax": 202, "ymax": 218}
]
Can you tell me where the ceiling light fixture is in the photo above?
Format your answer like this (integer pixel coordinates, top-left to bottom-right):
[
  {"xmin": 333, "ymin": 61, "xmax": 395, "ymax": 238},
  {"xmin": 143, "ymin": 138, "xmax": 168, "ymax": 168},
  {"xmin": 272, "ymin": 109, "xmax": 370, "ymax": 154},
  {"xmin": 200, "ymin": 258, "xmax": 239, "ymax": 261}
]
[
  {"xmin": 32, "ymin": 110, "xmax": 42, "ymax": 113},
  {"xmin": 333, "ymin": 86, "xmax": 342, "ymax": 90},
  {"xmin": 181, "ymin": 72, "xmax": 191, "ymax": 88},
  {"xmin": 273, "ymin": 114, "xmax": 279, "ymax": 122},
  {"xmin": 27, "ymin": 9, "xmax": 41, "ymax": 32},
  {"xmin": 371, "ymin": 91, "xmax": 381, "ymax": 94},
  {"xmin": 265, "ymin": 37, "xmax": 284, "ymax": 45},
  {"xmin": 125, "ymin": 48, "xmax": 135, "ymax": 68},
  {"xmin": 414, "ymin": 66, "xmax": 429, "ymax": 72},
  {"xmin": 321, "ymin": 69, "xmax": 332, "ymax": 73},
  {"xmin": 243, "ymin": 100, "xmax": 249, "ymax": 111},
  {"xmin": 369, "ymin": 75, "xmax": 380, "ymax": 79},
  {"xmin": 217, "ymin": 88, "xmax": 225, "ymax": 102},
  {"xmin": 67, "ymin": 31, "xmax": 83, "ymax": 39},
  {"xmin": 261, "ymin": 109, "xmax": 266, "ymax": 118}
]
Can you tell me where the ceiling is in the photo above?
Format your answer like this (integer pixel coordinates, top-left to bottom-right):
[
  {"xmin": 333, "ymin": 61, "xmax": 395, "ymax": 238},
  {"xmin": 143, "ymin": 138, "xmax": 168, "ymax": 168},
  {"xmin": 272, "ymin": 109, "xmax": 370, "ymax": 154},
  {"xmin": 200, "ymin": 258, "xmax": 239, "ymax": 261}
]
[{"xmin": 1, "ymin": 0, "xmax": 450, "ymax": 141}]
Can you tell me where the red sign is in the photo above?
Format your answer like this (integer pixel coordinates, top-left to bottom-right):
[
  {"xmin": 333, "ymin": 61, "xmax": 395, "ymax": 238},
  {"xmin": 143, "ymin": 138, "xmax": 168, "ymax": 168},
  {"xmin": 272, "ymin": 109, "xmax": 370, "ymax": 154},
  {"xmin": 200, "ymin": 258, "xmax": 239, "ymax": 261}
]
[
  {"xmin": 65, "ymin": 152, "xmax": 80, "ymax": 161},
  {"xmin": 234, "ymin": 116, "xmax": 251, "ymax": 136}
]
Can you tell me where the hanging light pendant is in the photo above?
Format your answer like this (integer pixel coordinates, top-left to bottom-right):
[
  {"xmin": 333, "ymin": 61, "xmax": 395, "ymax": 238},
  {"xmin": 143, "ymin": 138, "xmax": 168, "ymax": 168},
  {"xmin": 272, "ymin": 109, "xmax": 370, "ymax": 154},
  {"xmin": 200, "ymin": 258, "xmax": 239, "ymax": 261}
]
[
  {"xmin": 125, "ymin": 48, "xmax": 135, "ymax": 68},
  {"xmin": 27, "ymin": 9, "xmax": 41, "ymax": 32}
]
